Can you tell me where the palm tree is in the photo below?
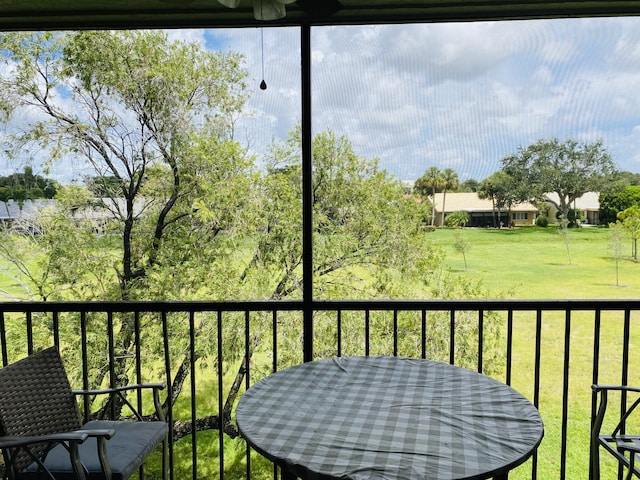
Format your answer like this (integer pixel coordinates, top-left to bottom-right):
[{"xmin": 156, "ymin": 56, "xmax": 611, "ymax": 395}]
[
  {"xmin": 414, "ymin": 166, "xmax": 445, "ymax": 226},
  {"xmin": 440, "ymin": 168, "xmax": 460, "ymax": 226}
]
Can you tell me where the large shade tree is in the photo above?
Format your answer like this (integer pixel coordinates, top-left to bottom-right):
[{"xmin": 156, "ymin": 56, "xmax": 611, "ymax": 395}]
[
  {"xmin": 0, "ymin": 29, "xmax": 255, "ymax": 435},
  {"xmin": 501, "ymin": 138, "xmax": 616, "ymax": 220}
]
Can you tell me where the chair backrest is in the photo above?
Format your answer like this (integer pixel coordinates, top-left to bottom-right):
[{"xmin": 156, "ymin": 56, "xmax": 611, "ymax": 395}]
[{"xmin": 0, "ymin": 347, "xmax": 82, "ymax": 472}]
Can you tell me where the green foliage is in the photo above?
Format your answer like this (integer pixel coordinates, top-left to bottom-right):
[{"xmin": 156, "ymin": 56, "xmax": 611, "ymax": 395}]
[
  {"xmin": 478, "ymin": 170, "xmax": 522, "ymax": 227},
  {"xmin": 617, "ymin": 205, "xmax": 640, "ymax": 261},
  {"xmin": 558, "ymin": 208, "xmax": 583, "ymax": 228},
  {"xmin": 502, "ymin": 138, "xmax": 616, "ymax": 219},
  {"xmin": 535, "ymin": 216, "xmax": 549, "ymax": 227},
  {"xmin": 0, "ymin": 167, "xmax": 58, "ymax": 201},
  {"xmin": 599, "ymin": 185, "xmax": 640, "ymax": 224},
  {"xmin": 460, "ymin": 178, "xmax": 479, "ymax": 192},
  {"xmin": 444, "ymin": 210, "xmax": 469, "ymax": 227}
]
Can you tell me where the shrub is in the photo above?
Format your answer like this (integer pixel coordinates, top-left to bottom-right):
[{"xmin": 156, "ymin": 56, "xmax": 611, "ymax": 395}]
[
  {"xmin": 445, "ymin": 210, "xmax": 470, "ymax": 228},
  {"xmin": 535, "ymin": 216, "xmax": 549, "ymax": 227}
]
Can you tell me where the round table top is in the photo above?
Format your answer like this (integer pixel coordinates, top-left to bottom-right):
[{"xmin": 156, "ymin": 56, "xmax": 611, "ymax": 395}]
[{"xmin": 236, "ymin": 356, "xmax": 544, "ymax": 480}]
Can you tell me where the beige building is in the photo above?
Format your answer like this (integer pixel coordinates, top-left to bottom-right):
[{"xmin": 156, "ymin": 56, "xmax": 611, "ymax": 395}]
[
  {"xmin": 431, "ymin": 192, "xmax": 538, "ymax": 227},
  {"xmin": 544, "ymin": 192, "xmax": 601, "ymax": 225}
]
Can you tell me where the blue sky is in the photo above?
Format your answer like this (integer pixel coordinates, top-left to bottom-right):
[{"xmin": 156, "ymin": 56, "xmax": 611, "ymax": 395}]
[
  {"xmin": 4, "ymin": 16, "xmax": 640, "ymax": 184},
  {"xmin": 193, "ymin": 17, "xmax": 640, "ymax": 183}
]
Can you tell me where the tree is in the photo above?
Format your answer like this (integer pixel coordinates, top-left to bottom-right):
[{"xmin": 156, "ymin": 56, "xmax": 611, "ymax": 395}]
[
  {"xmin": 414, "ymin": 166, "xmax": 444, "ymax": 226},
  {"xmin": 460, "ymin": 178, "xmax": 479, "ymax": 192},
  {"xmin": 478, "ymin": 171, "xmax": 520, "ymax": 227},
  {"xmin": 240, "ymin": 127, "xmax": 432, "ymax": 301},
  {"xmin": 84, "ymin": 175, "xmax": 122, "ymax": 197},
  {"xmin": 0, "ymin": 30, "xmax": 252, "ymax": 436},
  {"xmin": 440, "ymin": 168, "xmax": 460, "ymax": 226},
  {"xmin": 609, "ymin": 222, "xmax": 626, "ymax": 286},
  {"xmin": 502, "ymin": 138, "xmax": 616, "ymax": 220},
  {"xmin": 599, "ymin": 185, "xmax": 640, "ymax": 225},
  {"xmin": 557, "ymin": 216, "xmax": 572, "ymax": 265},
  {"xmin": 453, "ymin": 229, "xmax": 470, "ymax": 271},
  {"xmin": 617, "ymin": 205, "xmax": 640, "ymax": 261},
  {"xmin": 0, "ymin": 167, "xmax": 59, "ymax": 200}
]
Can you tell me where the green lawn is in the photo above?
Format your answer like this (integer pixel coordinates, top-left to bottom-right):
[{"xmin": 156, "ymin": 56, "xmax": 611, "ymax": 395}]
[
  {"xmin": 426, "ymin": 226, "xmax": 640, "ymax": 479},
  {"xmin": 429, "ymin": 225, "xmax": 640, "ymax": 299}
]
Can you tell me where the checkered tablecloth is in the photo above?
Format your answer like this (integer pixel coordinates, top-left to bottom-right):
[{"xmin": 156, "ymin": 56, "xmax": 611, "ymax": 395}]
[{"xmin": 236, "ymin": 356, "xmax": 543, "ymax": 480}]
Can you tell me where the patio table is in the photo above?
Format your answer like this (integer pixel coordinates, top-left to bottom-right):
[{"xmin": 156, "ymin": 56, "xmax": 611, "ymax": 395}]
[{"xmin": 236, "ymin": 356, "xmax": 543, "ymax": 480}]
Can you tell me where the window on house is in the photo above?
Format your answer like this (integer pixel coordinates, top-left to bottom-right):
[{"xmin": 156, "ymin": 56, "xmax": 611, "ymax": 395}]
[{"xmin": 513, "ymin": 212, "xmax": 529, "ymax": 220}]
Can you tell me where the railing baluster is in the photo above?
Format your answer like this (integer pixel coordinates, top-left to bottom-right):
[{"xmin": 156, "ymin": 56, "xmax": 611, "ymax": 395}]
[
  {"xmin": 245, "ymin": 310, "xmax": 251, "ymax": 480},
  {"xmin": 589, "ymin": 309, "xmax": 602, "ymax": 480},
  {"xmin": 80, "ymin": 310, "xmax": 89, "ymax": 422},
  {"xmin": 26, "ymin": 310, "xmax": 32, "ymax": 355},
  {"xmin": 532, "ymin": 309, "xmax": 542, "ymax": 480},
  {"xmin": 560, "ymin": 309, "xmax": 571, "ymax": 480},
  {"xmin": 0, "ymin": 311, "xmax": 6, "ymax": 366},
  {"xmin": 449, "ymin": 310, "xmax": 455, "ymax": 365},
  {"xmin": 478, "ymin": 309, "xmax": 484, "ymax": 373},
  {"xmin": 217, "ymin": 310, "xmax": 224, "ymax": 480},
  {"xmin": 365, "ymin": 309, "xmax": 370, "ymax": 356},
  {"xmin": 52, "ymin": 311, "xmax": 59, "ymax": 349},
  {"xmin": 421, "ymin": 309, "xmax": 426, "ymax": 359},
  {"xmin": 189, "ymin": 311, "xmax": 197, "ymax": 480},
  {"xmin": 337, "ymin": 309, "xmax": 342, "ymax": 357},
  {"xmin": 506, "ymin": 309, "xmax": 513, "ymax": 386},
  {"xmin": 272, "ymin": 310, "xmax": 278, "ymax": 371},
  {"xmin": 393, "ymin": 310, "xmax": 398, "ymax": 357},
  {"xmin": 135, "ymin": 311, "xmax": 142, "ymax": 385},
  {"xmin": 160, "ymin": 310, "xmax": 174, "ymax": 480}
]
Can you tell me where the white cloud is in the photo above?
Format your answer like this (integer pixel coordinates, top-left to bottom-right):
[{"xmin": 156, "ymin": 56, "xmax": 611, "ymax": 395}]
[{"xmin": 4, "ymin": 17, "xmax": 640, "ymax": 184}]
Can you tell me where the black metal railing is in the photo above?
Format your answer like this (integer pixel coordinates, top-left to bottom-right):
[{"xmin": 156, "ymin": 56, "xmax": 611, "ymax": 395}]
[{"xmin": 0, "ymin": 299, "xmax": 638, "ymax": 480}]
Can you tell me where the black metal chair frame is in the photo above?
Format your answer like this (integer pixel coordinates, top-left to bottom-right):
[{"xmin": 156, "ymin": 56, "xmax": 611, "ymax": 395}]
[
  {"xmin": 591, "ymin": 384, "xmax": 640, "ymax": 480},
  {"xmin": 0, "ymin": 347, "xmax": 168, "ymax": 480}
]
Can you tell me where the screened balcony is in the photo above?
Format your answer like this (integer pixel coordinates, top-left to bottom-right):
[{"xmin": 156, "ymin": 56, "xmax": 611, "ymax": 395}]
[
  {"xmin": 0, "ymin": 2, "xmax": 639, "ymax": 480},
  {"xmin": 0, "ymin": 299, "xmax": 638, "ymax": 479}
]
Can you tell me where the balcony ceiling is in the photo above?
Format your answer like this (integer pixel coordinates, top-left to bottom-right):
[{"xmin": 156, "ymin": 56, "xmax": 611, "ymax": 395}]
[{"xmin": 1, "ymin": 0, "xmax": 640, "ymax": 31}]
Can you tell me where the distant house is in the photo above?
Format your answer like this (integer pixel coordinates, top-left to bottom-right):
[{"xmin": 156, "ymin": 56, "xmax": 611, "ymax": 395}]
[
  {"xmin": 0, "ymin": 199, "xmax": 56, "ymax": 224},
  {"xmin": 543, "ymin": 192, "xmax": 600, "ymax": 225},
  {"xmin": 0, "ymin": 198, "xmax": 138, "ymax": 233},
  {"xmin": 431, "ymin": 192, "xmax": 538, "ymax": 227}
]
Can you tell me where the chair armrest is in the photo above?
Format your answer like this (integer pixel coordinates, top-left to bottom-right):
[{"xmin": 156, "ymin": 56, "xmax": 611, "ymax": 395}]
[
  {"xmin": 73, "ymin": 382, "xmax": 166, "ymax": 422},
  {"xmin": 592, "ymin": 384, "xmax": 640, "ymax": 394},
  {"xmin": 0, "ymin": 431, "xmax": 89, "ymax": 449},
  {"xmin": 77, "ymin": 429, "xmax": 116, "ymax": 440}
]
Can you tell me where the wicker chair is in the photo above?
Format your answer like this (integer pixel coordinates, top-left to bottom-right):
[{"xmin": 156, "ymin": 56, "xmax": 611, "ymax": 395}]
[
  {"xmin": 591, "ymin": 384, "xmax": 640, "ymax": 480},
  {"xmin": 0, "ymin": 347, "xmax": 168, "ymax": 480}
]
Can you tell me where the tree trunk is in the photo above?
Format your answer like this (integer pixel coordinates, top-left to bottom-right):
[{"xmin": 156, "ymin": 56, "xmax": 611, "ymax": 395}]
[{"xmin": 441, "ymin": 189, "xmax": 447, "ymax": 226}]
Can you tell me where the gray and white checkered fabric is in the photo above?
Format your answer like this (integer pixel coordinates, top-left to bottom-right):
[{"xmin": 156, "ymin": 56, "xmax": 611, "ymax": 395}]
[{"xmin": 237, "ymin": 356, "xmax": 543, "ymax": 480}]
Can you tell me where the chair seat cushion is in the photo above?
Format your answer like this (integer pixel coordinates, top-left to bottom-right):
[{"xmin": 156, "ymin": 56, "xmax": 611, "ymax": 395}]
[{"xmin": 23, "ymin": 420, "xmax": 168, "ymax": 480}]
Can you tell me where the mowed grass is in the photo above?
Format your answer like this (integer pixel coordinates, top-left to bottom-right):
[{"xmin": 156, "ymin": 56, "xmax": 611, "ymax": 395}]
[
  {"xmin": 428, "ymin": 226, "xmax": 640, "ymax": 479},
  {"xmin": 429, "ymin": 225, "xmax": 640, "ymax": 299}
]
